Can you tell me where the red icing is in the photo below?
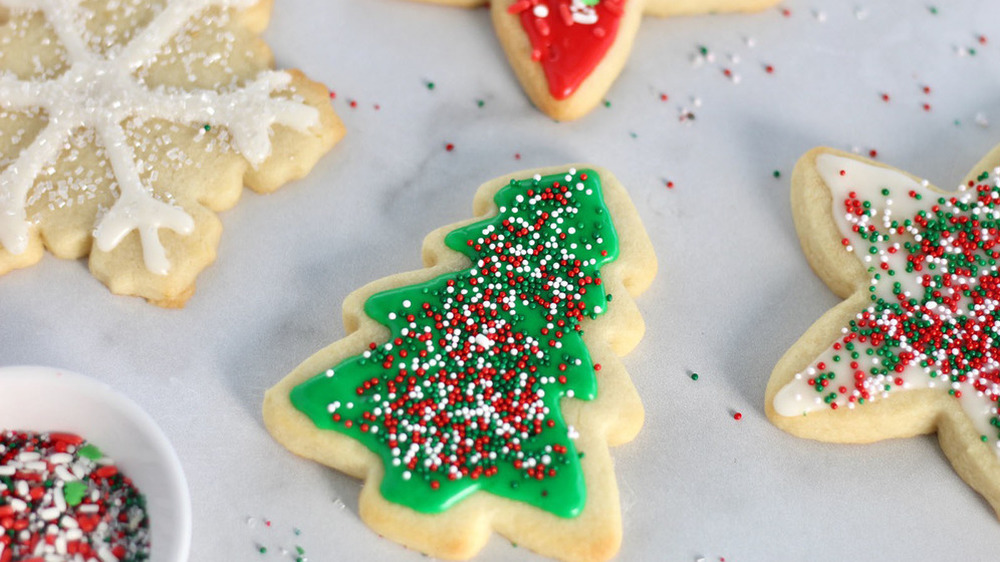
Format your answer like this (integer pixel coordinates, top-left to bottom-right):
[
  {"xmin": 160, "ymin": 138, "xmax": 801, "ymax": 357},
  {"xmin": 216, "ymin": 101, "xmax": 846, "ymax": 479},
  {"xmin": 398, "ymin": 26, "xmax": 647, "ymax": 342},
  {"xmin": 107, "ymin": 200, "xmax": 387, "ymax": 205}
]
[{"xmin": 509, "ymin": 0, "xmax": 625, "ymax": 100}]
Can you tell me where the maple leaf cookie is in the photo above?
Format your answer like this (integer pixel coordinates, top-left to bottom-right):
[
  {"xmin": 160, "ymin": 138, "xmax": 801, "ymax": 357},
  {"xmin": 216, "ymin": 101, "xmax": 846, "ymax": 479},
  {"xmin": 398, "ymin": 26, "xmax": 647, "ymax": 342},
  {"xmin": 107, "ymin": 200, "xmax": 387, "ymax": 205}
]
[
  {"xmin": 264, "ymin": 166, "xmax": 656, "ymax": 561},
  {"xmin": 408, "ymin": 0, "xmax": 778, "ymax": 120},
  {"xmin": 766, "ymin": 146, "xmax": 1000, "ymax": 517},
  {"xmin": 0, "ymin": 0, "xmax": 344, "ymax": 307}
]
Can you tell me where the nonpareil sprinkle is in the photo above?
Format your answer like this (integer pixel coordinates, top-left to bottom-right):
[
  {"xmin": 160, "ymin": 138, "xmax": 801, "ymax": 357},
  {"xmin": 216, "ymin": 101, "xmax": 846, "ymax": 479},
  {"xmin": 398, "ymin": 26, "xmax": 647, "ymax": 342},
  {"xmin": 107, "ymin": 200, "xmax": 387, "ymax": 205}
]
[{"xmin": 0, "ymin": 430, "xmax": 151, "ymax": 562}]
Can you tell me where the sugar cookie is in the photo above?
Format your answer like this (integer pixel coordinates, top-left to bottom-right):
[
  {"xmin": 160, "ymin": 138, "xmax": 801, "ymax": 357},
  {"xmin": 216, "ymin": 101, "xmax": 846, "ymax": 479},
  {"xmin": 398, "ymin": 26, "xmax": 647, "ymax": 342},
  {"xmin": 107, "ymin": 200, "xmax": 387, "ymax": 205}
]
[
  {"xmin": 767, "ymin": 146, "xmax": 1000, "ymax": 517},
  {"xmin": 264, "ymin": 165, "xmax": 656, "ymax": 560},
  {"xmin": 0, "ymin": 0, "xmax": 343, "ymax": 306}
]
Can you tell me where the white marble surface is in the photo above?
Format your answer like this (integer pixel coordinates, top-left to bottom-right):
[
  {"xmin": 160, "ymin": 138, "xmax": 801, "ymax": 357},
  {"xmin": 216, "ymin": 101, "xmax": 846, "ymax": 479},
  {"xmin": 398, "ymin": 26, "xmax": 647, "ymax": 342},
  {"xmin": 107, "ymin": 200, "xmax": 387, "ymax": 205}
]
[{"xmin": 4, "ymin": 0, "xmax": 1000, "ymax": 560}]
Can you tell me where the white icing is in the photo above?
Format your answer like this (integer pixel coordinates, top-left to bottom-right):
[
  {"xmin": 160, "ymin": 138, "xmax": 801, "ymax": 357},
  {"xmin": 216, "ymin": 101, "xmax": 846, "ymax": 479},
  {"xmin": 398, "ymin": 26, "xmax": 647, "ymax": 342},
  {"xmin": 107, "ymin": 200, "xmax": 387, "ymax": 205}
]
[
  {"xmin": 775, "ymin": 154, "xmax": 1000, "ymax": 457},
  {"xmin": 775, "ymin": 155, "xmax": 944, "ymax": 417},
  {"xmin": 0, "ymin": 0, "xmax": 321, "ymax": 274}
]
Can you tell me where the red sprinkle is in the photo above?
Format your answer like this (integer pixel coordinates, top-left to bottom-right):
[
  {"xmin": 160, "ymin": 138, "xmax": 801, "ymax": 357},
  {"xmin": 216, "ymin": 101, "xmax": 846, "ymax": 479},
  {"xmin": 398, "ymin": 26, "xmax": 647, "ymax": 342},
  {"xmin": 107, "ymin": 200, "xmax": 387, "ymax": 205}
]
[{"xmin": 733, "ymin": 412, "xmax": 743, "ymax": 421}]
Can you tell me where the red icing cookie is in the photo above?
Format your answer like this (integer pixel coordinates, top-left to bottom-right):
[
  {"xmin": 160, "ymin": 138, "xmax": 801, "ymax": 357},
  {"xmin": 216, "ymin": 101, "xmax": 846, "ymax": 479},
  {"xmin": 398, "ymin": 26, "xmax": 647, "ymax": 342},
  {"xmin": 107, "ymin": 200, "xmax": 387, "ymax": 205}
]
[{"xmin": 405, "ymin": 0, "xmax": 780, "ymax": 120}]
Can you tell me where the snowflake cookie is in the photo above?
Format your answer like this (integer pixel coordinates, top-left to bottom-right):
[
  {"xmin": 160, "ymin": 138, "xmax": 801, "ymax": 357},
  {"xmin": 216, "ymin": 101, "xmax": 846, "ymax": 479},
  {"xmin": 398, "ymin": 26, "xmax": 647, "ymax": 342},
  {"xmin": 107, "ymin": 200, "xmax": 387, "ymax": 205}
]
[
  {"xmin": 767, "ymin": 146, "xmax": 1000, "ymax": 518},
  {"xmin": 264, "ymin": 166, "xmax": 657, "ymax": 560},
  {"xmin": 0, "ymin": 0, "xmax": 344, "ymax": 307},
  {"xmin": 407, "ymin": 0, "xmax": 778, "ymax": 120}
]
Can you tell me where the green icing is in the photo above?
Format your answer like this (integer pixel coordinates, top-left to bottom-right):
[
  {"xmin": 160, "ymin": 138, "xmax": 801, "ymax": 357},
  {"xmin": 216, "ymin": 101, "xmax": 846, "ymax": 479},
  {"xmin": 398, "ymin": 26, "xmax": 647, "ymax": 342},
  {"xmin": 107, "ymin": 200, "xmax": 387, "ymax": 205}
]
[{"xmin": 291, "ymin": 169, "xmax": 619, "ymax": 517}]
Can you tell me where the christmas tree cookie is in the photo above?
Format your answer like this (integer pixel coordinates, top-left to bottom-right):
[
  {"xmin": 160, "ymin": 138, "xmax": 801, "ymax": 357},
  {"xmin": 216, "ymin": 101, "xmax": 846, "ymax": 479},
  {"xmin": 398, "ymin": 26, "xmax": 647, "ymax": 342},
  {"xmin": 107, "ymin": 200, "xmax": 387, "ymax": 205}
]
[
  {"xmin": 407, "ymin": 0, "xmax": 778, "ymax": 120},
  {"xmin": 0, "ymin": 0, "xmax": 344, "ymax": 307},
  {"xmin": 264, "ymin": 166, "xmax": 656, "ymax": 560},
  {"xmin": 767, "ymin": 146, "xmax": 1000, "ymax": 517}
]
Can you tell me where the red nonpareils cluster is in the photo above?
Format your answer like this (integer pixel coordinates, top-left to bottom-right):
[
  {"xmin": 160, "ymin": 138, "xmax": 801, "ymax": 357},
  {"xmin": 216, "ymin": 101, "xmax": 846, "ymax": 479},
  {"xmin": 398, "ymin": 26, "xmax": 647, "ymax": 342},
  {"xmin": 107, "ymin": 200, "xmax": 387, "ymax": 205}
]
[{"xmin": 0, "ymin": 430, "xmax": 150, "ymax": 562}]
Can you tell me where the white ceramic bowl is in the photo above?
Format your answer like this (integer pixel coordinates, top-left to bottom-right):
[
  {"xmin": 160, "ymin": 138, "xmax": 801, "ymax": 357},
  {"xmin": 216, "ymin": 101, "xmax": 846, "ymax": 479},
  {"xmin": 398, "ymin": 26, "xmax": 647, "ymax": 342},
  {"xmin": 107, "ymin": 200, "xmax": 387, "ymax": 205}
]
[{"xmin": 0, "ymin": 365, "xmax": 191, "ymax": 562}]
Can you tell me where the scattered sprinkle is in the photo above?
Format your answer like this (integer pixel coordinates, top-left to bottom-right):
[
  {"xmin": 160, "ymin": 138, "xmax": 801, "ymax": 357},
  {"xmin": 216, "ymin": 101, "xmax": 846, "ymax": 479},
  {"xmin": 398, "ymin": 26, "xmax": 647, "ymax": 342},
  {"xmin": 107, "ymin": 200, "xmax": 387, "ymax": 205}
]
[{"xmin": 733, "ymin": 412, "xmax": 743, "ymax": 421}]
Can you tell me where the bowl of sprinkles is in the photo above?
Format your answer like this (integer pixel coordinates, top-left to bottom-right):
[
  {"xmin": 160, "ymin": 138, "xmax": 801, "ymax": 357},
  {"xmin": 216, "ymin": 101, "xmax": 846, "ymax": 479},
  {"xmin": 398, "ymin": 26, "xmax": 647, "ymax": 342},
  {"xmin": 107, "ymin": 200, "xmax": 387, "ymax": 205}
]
[{"xmin": 0, "ymin": 366, "xmax": 190, "ymax": 562}]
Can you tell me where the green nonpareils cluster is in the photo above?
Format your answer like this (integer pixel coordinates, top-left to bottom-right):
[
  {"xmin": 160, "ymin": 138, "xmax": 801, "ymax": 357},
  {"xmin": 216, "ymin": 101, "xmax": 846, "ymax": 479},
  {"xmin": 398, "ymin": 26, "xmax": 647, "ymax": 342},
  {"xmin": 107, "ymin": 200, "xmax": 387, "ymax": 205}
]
[{"xmin": 291, "ymin": 170, "xmax": 619, "ymax": 517}]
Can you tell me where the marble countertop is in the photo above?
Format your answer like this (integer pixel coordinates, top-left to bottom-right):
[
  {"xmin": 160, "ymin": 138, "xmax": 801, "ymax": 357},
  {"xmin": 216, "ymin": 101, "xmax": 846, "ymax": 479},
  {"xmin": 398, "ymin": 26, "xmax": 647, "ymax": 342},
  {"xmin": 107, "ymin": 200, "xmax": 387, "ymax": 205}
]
[{"xmin": 4, "ymin": 0, "xmax": 1000, "ymax": 560}]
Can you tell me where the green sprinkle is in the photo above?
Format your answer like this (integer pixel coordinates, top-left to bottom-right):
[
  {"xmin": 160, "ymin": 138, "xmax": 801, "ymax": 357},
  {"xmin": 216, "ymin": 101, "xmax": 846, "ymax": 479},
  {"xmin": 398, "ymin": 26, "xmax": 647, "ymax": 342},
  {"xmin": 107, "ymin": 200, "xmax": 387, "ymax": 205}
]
[
  {"xmin": 78, "ymin": 444, "xmax": 103, "ymax": 460},
  {"xmin": 426, "ymin": 81, "xmax": 435, "ymax": 90},
  {"xmin": 63, "ymin": 481, "xmax": 88, "ymax": 506},
  {"xmin": 691, "ymin": 373, "xmax": 699, "ymax": 381},
  {"xmin": 603, "ymin": 100, "xmax": 611, "ymax": 108},
  {"xmin": 296, "ymin": 546, "xmax": 306, "ymax": 555},
  {"xmin": 259, "ymin": 546, "xmax": 267, "ymax": 554},
  {"xmin": 476, "ymin": 99, "xmax": 484, "ymax": 108},
  {"xmin": 928, "ymin": 6, "xmax": 937, "ymax": 14},
  {"xmin": 773, "ymin": 170, "xmax": 781, "ymax": 178},
  {"xmin": 203, "ymin": 124, "xmax": 211, "ymax": 132}
]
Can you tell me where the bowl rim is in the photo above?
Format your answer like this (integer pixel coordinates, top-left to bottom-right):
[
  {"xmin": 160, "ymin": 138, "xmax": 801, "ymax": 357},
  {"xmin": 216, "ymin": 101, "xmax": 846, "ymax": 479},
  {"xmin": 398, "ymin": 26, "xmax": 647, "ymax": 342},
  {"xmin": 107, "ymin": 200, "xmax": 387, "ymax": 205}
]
[{"xmin": 0, "ymin": 365, "xmax": 192, "ymax": 562}]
